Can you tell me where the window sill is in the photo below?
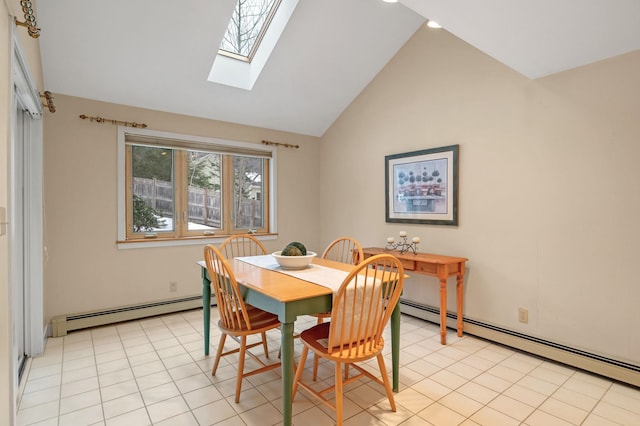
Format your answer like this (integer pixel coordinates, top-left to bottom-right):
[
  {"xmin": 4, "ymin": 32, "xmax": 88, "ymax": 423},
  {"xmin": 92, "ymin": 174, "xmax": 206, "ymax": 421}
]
[{"xmin": 117, "ymin": 234, "xmax": 278, "ymax": 249}]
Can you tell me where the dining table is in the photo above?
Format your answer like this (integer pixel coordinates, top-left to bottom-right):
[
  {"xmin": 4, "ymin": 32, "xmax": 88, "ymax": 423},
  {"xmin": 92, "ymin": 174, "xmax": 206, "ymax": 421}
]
[{"xmin": 198, "ymin": 255, "xmax": 403, "ymax": 426}]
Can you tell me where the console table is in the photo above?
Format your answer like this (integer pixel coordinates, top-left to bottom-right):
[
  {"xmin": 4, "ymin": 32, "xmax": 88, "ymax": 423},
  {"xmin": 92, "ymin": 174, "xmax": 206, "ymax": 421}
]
[{"xmin": 361, "ymin": 247, "xmax": 468, "ymax": 345}]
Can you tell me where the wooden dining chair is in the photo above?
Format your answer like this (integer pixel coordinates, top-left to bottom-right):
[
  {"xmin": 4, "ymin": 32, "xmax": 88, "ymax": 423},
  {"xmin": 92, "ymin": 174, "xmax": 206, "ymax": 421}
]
[
  {"xmin": 219, "ymin": 234, "xmax": 267, "ymax": 258},
  {"xmin": 321, "ymin": 236, "xmax": 364, "ymax": 266},
  {"xmin": 311, "ymin": 236, "xmax": 364, "ymax": 379},
  {"xmin": 218, "ymin": 234, "xmax": 269, "ymax": 347},
  {"xmin": 203, "ymin": 244, "xmax": 281, "ymax": 403},
  {"xmin": 292, "ymin": 253, "xmax": 405, "ymax": 426}
]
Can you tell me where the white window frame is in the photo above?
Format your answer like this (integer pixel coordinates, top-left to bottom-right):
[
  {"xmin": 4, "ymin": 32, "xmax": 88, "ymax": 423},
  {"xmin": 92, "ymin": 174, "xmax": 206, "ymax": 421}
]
[{"xmin": 117, "ymin": 127, "xmax": 278, "ymax": 249}]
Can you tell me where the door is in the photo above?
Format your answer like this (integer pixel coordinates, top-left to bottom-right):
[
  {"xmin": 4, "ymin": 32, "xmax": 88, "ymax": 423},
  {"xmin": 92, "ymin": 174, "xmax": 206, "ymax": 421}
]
[
  {"xmin": 10, "ymin": 29, "xmax": 45, "ymax": 391},
  {"xmin": 13, "ymin": 101, "xmax": 27, "ymax": 381}
]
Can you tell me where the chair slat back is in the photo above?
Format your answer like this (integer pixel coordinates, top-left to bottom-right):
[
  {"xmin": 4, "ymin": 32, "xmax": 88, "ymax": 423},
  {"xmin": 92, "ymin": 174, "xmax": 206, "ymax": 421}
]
[
  {"xmin": 328, "ymin": 254, "xmax": 404, "ymax": 355},
  {"xmin": 220, "ymin": 235, "xmax": 267, "ymax": 259},
  {"xmin": 322, "ymin": 236, "xmax": 364, "ymax": 266},
  {"xmin": 204, "ymin": 244, "xmax": 252, "ymax": 331}
]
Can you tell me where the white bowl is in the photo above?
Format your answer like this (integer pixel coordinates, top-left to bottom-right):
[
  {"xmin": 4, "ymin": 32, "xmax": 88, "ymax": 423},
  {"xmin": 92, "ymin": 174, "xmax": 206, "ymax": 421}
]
[{"xmin": 272, "ymin": 251, "xmax": 317, "ymax": 270}]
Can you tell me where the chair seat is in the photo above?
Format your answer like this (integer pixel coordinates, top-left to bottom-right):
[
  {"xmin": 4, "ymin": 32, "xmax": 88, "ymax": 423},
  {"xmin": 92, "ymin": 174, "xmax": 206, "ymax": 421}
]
[
  {"xmin": 218, "ymin": 305, "xmax": 280, "ymax": 335},
  {"xmin": 300, "ymin": 322, "xmax": 385, "ymax": 362}
]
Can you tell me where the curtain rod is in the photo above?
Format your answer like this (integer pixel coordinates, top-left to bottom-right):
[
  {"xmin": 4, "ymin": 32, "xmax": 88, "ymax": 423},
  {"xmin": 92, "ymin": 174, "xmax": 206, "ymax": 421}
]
[
  {"xmin": 14, "ymin": 0, "xmax": 40, "ymax": 38},
  {"xmin": 261, "ymin": 140, "xmax": 299, "ymax": 149},
  {"xmin": 40, "ymin": 91, "xmax": 55, "ymax": 113},
  {"xmin": 79, "ymin": 114, "xmax": 147, "ymax": 128}
]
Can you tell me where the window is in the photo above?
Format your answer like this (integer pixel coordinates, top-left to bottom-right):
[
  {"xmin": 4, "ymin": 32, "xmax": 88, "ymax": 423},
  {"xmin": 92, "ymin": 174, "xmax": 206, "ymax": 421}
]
[
  {"xmin": 118, "ymin": 129, "xmax": 275, "ymax": 244},
  {"xmin": 219, "ymin": 0, "xmax": 282, "ymax": 62},
  {"xmin": 209, "ymin": 0, "xmax": 299, "ymax": 90}
]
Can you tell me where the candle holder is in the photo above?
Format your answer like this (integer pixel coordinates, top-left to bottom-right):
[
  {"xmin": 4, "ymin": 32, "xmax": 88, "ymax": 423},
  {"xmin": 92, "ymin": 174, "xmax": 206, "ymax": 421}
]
[{"xmin": 385, "ymin": 234, "xmax": 419, "ymax": 254}]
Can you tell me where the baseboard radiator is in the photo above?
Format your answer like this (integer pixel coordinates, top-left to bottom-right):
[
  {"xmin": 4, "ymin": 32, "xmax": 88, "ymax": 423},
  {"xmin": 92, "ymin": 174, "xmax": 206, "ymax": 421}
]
[
  {"xmin": 48, "ymin": 296, "xmax": 639, "ymax": 387},
  {"xmin": 400, "ymin": 299, "xmax": 640, "ymax": 388},
  {"xmin": 50, "ymin": 296, "xmax": 214, "ymax": 337}
]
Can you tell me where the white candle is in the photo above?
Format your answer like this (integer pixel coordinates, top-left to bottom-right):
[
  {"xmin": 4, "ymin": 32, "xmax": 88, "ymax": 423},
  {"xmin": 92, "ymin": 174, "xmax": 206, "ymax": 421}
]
[
  {"xmin": 399, "ymin": 231, "xmax": 407, "ymax": 237},
  {"xmin": 387, "ymin": 237, "xmax": 395, "ymax": 243},
  {"xmin": 412, "ymin": 237, "xmax": 420, "ymax": 243}
]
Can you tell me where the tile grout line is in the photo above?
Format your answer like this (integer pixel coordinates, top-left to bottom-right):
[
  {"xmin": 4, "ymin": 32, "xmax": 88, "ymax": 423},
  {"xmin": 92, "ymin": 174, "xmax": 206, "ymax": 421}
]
[{"xmin": 15, "ymin": 312, "xmax": 640, "ymax": 426}]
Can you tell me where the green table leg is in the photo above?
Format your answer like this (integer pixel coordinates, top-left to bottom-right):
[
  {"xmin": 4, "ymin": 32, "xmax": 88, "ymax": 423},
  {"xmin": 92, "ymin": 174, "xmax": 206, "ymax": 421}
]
[
  {"xmin": 202, "ymin": 271, "xmax": 211, "ymax": 356},
  {"xmin": 280, "ymin": 322, "xmax": 294, "ymax": 426},
  {"xmin": 391, "ymin": 301, "xmax": 400, "ymax": 392}
]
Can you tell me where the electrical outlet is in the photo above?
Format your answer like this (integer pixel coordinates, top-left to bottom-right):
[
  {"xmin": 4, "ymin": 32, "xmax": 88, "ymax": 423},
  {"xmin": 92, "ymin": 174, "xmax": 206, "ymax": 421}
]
[
  {"xmin": 518, "ymin": 307, "xmax": 529, "ymax": 323},
  {"xmin": 169, "ymin": 281, "xmax": 178, "ymax": 292}
]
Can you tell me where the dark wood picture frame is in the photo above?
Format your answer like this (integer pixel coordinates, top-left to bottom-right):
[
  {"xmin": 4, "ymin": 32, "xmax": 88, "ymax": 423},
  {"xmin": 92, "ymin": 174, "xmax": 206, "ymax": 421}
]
[{"xmin": 385, "ymin": 145, "xmax": 459, "ymax": 226}]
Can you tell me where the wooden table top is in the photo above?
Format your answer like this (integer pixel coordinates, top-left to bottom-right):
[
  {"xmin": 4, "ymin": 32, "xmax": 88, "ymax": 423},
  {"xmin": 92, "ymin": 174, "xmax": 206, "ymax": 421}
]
[
  {"xmin": 201, "ymin": 257, "xmax": 356, "ymax": 304},
  {"xmin": 362, "ymin": 247, "xmax": 468, "ymax": 264}
]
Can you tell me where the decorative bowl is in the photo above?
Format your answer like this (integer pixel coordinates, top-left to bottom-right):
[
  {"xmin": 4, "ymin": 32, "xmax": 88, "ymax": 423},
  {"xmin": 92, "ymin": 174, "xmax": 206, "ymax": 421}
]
[{"xmin": 272, "ymin": 251, "xmax": 317, "ymax": 270}]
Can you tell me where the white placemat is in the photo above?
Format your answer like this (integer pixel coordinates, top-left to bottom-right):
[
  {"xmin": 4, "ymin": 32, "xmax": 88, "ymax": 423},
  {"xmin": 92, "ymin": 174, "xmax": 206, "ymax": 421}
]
[{"xmin": 235, "ymin": 255, "xmax": 349, "ymax": 294}]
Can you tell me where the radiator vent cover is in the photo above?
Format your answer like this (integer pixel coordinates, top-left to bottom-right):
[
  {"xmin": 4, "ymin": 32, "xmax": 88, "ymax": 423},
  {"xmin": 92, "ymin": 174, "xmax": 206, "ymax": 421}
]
[{"xmin": 51, "ymin": 296, "xmax": 209, "ymax": 337}]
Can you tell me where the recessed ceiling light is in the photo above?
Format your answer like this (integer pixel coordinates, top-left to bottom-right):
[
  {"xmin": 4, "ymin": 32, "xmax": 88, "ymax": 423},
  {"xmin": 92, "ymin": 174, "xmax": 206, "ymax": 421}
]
[
  {"xmin": 382, "ymin": 0, "xmax": 399, "ymax": 3},
  {"xmin": 427, "ymin": 20, "xmax": 442, "ymax": 29}
]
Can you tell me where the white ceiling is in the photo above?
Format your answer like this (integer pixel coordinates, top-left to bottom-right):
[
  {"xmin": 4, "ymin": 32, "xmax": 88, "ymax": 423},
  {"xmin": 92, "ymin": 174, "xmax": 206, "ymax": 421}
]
[{"xmin": 36, "ymin": 0, "xmax": 640, "ymax": 137}]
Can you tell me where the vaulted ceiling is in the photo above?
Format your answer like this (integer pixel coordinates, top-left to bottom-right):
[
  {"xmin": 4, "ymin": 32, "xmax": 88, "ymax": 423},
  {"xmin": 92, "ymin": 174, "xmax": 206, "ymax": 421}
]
[{"xmin": 36, "ymin": 0, "xmax": 640, "ymax": 137}]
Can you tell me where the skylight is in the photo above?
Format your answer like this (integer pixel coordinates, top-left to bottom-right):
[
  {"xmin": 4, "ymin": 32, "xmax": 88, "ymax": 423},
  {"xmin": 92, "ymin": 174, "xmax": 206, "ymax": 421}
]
[
  {"xmin": 209, "ymin": 0, "xmax": 298, "ymax": 90},
  {"xmin": 219, "ymin": 0, "xmax": 282, "ymax": 62}
]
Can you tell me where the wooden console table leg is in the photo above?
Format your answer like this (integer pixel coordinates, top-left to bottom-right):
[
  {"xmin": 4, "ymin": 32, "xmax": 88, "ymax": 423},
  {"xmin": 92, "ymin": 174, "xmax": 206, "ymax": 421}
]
[
  {"xmin": 456, "ymin": 272, "xmax": 464, "ymax": 337},
  {"xmin": 439, "ymin": 276, "xmax": 447, "ymax": 345}
]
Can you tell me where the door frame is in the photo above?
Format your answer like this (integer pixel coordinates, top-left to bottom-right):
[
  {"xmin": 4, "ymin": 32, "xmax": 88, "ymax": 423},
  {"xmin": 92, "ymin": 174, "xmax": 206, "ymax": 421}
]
[{"xmin": 10, "ymin": 25, "xmax": 44, "ymax": 385}]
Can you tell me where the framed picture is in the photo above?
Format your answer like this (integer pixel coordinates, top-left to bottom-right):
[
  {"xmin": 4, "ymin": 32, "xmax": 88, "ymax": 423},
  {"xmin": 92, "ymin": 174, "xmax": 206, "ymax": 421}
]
[{"xmin": 385, "ymin": 145, "xmax": 459, "ymax": 225}]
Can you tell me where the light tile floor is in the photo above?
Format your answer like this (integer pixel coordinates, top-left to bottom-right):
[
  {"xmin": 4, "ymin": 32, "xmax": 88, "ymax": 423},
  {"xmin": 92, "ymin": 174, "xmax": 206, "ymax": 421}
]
[{"xmin": 17, "ymin": 309, "xmax": 640, "ymax": 425}]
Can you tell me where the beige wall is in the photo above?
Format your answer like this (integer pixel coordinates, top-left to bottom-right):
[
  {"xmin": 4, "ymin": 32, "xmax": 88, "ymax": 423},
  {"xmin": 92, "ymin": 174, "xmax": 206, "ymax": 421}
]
[
  {"xmin": 319, "ymin": 26, "xmax": 640, "ymax": 366},
  {"xmin": 42, "ymin": 95, "xmax": 321, "ymax": 322},
  {"xmin": 2, "ymin": 0, "xmax": 45, "ymax": 422},
  {"xmin": 5, "ymin": 10, "xmax": 639, "ymax": 422}
]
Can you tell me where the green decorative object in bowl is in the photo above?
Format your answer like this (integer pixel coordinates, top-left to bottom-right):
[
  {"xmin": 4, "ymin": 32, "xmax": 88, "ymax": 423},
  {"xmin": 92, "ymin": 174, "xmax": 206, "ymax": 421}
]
[{"xmin": 280, "ymin": 241, "xmax": 307, "ymax": 256}]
